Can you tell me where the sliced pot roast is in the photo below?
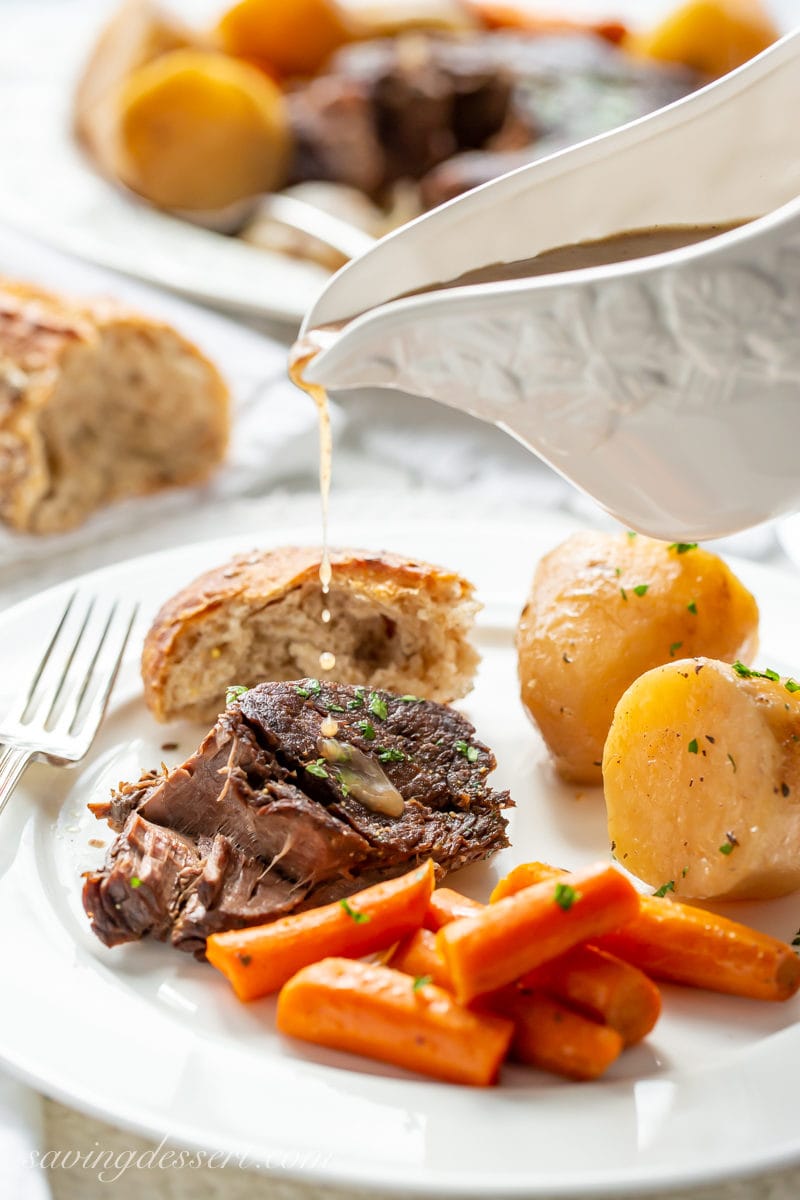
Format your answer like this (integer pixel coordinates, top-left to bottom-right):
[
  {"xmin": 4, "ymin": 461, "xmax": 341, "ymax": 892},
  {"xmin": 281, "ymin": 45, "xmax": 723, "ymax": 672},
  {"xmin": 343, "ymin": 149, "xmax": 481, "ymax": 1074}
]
[{"xmin": 83, "ymin": 680, "xmax": 511, "ymax": 956}]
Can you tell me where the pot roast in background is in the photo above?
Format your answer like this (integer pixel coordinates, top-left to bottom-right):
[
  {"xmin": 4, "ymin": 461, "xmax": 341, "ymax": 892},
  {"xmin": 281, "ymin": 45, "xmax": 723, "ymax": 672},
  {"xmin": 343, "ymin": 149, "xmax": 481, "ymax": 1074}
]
[{"xmin": 83, "ymin": 681, "xmax": 511, "ymax": 957}]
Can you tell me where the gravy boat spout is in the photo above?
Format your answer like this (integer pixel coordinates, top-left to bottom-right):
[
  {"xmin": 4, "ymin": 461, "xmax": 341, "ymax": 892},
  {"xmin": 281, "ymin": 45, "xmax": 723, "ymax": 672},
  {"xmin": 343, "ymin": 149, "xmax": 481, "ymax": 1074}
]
[{"xmin": 299, "ymin": 31, "xmax": 800, "ymax": 542}]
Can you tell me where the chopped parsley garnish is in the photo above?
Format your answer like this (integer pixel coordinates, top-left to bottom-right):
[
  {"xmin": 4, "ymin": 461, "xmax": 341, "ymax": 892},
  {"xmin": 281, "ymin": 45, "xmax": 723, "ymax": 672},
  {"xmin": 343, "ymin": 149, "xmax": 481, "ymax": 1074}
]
[
  {"xmin": 727, "ymin": 753, "xmax": 737, "ymax": 773},
  {"xmin": 653, "ymin": 880, "xmax": 675, "ymax": 897},
  {"xmin": 347, "ymin": 696, "xmax": 365, "ymax": 709},
  {"xmin": 296, "ymin": 679, "xmax": 322, "ymax": 698},
  {"xmin": 340, "ymin": 898, "xmax": 370, "ymax": 924},
  {"xmin": 719, "ymin": 842, "xmax": 735, "ymax": 856},
  {"xmin": 355, "ymin": 720, "xmax": 376, "ymax": 741},
  {"xmin": 225, "ymin": 684, "xmax": 248, "ymax": 705},
  {"xmin": 369, "ymin": 693, "xmax": 388, "ymax": 720},
  {"xmin": 682, "ymin": 866, "xmax": 689, "ymax": 878},
  {"xmin": 687, "ymin": 600, "xmax": 698, "ymax": 614},
  {"xmin": 620, "ymin": 587, "xmax": 628, "ymax": 601},
  {"xmin": 334, "ymin": 769, "xmax": 349, "ymax": 797},
  {"xmin": 633, "ymin": 584, "xmax": 649, "ymax": 597},
  {"xmin": 399, "ymin": 695, "xmax": 423, "ymax": 703},
  {"xmin": 732, "ymin": 662, "xmax": 782, "ymax": 683},
  {"xmin": 378, "ymin": 747, "xmax": 406, "ymax": 763},
  {"xmin": 455, "ymin": 740, "xmax": 479, "ymax": 763},
  {"xmin": 786, "ymin": 679, "xmax": 800, "ymax": 694},
  {"xmin": 413, "ymin": 975, "xmax": 433, "ymax": 992},
  {"xmin": 688, "ymin": 738, "xmax": 699, "ymax": 754},
  {"xmin": 553, "ymin": 883, "xmax": 581, "ymax": 912},
  {"xmin": 626, "ymin": 531, "xmax": 637, "ymax": 539},
  {"xmin": 669, "ymin": 543, "xmax": 698, "ymax": 554},
  {"xmin": 325, "ymin": 702, "xmax": 345, "ymax": 712},
  {"xmin": 305, "ymin": 758, "xmax": 329, "ymax": 779},
  {"xmin": 615, "ymin": 567, "xmax": 621, "ymax": 577},
  {"xmin": 130, "ymin": 876, "xmax": 142, "ymax": 889},
  {"xmin": 669, "ymin": 641, "xmax": 683, "ymax": 657}
]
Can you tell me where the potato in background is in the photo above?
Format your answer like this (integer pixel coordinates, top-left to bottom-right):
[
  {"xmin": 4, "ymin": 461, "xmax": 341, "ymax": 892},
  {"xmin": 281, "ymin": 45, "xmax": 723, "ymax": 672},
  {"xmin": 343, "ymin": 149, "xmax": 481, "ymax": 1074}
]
[
  {"xmin": 215, "ymin": 0, "xmax": 357, "ymax": 79},
  {"xmin": 113, "ymin": 50, "xmax": 290, "ymax": 211},
  {"xmin": 74, "ymin": 0, "xmax": 197, "ymax": 166}
]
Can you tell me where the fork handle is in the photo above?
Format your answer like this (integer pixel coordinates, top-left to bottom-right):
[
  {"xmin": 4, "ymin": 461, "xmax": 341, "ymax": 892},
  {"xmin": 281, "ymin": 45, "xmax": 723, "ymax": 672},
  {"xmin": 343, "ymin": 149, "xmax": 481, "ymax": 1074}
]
[{"xmin": 0, "ymin": 745, "xmax": 33, "ymax": 819}]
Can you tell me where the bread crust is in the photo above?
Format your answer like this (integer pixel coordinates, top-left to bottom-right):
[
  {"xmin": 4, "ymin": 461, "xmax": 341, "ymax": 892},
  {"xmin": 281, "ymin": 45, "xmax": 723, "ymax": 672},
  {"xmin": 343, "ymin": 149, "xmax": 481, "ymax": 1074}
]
[
  {"xmin": 0, "ymin": 277, "xmax": 229, "ymax": 533},
  {"xmin": 142, "ymin": 546, "xmax": 477, "ymax": 721}
]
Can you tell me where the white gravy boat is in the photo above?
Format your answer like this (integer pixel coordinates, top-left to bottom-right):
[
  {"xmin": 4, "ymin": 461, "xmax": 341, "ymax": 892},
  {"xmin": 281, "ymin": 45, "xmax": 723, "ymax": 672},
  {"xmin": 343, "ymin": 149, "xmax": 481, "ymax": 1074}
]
[{"xmin": 299, "ymin": 31, "xmax": 800, "ymax": 541}]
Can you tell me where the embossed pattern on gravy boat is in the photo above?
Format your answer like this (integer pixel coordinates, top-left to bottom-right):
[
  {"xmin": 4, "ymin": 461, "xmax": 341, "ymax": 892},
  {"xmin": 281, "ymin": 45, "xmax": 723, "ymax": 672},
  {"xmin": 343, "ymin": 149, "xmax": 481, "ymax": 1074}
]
[{"xmin": 298, "ymin": 32, "xmax": 800, "ymax": 542}]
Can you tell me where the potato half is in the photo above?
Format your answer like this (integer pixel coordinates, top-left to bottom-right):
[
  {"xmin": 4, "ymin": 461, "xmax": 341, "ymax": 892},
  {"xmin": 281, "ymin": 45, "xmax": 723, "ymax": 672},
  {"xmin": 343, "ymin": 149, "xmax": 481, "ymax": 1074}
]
[
  {"xmin": 114, "ymin": 50, "xmax": 290, "ymax": 211},
  {"xmin": 215, "ymin": 0, "xmax": 356, "ymax": 79},
  {"xmin": 516, "ymin": 532, "xmax": 758, "ymax": 784},
  {"xmin": 603, "ymin": 658, "xmax": 800, "ymax": 900}
]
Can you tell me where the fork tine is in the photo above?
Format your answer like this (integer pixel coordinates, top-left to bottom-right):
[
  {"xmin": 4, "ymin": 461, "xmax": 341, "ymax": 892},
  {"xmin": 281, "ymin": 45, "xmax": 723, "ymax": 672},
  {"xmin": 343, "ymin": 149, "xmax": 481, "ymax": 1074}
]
[
  {"xmin": 16, "ymin": 591, "xmax": 77, "ymax": 722},
  {"xmin": 42, "ymin": 596, "xmax": 96, "ymax": 730},
  {"xmin": 63, "ymin": 600, "xmax": 119, "ymax": 736},
  {"xmin": 67, "ymin": 601, "xmax": 139, "ymax": 741}
]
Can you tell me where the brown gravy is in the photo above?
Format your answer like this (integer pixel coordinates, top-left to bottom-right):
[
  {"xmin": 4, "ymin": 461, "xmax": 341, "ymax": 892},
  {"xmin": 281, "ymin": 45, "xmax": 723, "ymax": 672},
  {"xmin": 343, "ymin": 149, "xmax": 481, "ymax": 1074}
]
[{"xmin": 409, "ymin": 222, "xmax": 747, "ymax": 293}]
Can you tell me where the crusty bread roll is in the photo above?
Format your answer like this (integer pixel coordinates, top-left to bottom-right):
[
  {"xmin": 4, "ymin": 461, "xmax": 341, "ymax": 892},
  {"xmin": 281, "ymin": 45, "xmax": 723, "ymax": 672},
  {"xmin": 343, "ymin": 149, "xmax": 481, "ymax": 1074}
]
[
  {"xmin": 0, "ymin": 278, "xmax": 229, "ymax": 534},
  {"xmin": 142, "ymin": 546, "xmax": 480, "ymax": 722}
]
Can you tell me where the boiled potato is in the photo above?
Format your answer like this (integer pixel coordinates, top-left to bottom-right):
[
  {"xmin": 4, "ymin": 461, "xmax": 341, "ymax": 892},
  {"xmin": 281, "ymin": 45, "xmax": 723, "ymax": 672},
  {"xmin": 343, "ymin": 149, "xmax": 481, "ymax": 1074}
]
[
  {"xmin": 113, "ymin": 50, "xmax": 290, "ymax": 211},
  {"xmin": 215, "ymin": 0, "xmax": 356, "ymax": 79},
  {"xmin": 74, "ymin": 0, "xmax": 196, "ymax": 165},
  {"xmin": 604, "ymin": 658, "xmax": 800, "ymax": 900},
  {"xmin": 627, "ymin": 0, "xmax": 778, "ymax": 76},
  {"xmin": 516, "ymin": 532, "xmax": 758, "ymax": 784}
]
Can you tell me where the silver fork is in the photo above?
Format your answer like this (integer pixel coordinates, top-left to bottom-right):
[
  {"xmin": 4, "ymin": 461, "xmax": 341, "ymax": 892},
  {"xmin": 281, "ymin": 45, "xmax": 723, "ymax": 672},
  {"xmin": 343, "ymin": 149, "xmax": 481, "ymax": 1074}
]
[{"xmin": 0, "ymin": 592, "xmax": 139, "ymax": 819}]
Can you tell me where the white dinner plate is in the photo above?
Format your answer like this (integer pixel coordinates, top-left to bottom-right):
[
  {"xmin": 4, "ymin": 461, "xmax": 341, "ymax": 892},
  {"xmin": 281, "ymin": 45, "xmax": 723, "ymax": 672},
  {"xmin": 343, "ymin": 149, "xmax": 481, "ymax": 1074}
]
[
  {"xmin": 0, "ymin": 512, "xmax": 799, "ymax": 1197},
  {"xmin": 2, "ymin": 0, "xmax": 796, "ymax": 326}
]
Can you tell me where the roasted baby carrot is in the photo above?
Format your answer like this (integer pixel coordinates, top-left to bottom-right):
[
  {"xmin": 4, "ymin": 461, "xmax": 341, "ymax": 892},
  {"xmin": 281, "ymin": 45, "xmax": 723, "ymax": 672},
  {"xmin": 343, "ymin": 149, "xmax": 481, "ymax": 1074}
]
[
  {"xmin": 424, "ymin": 887, "xmax": 484, "ymax": 930},
  {"xmin": 467, "ymin": 2, "xmax": 626, "ymax": 42},
  {"xmin": 493, "ymin": 862, "xmax": 800, "ymax": 1003},
  {"xmin": 389, "ymin": 927, "xmax": 626, "ymax": 1079},
  {"xmin": 437, "ymin": 863, "xmax": 640, "ymax": 1003},
  {"xmin": 597, "ymin": 906, "xmax": 800, "ymax": 1002},
  {"xmin": 490, "ymin": 987, "xmax": 623, "ymax": 1081},
  {"xmin": 520, "ymin": 944, "xmax": 661, "ymax": 1046},
  {"xmin": 277, "ymin": 958, "xmax": 514, "ymax": 1086},
  {"xmin": 490, "ymin": 860, "xmax": 562, "ymax": 902},
  {"xmin": 389, "ymin": 928, "xmax": 452, "ymax": 990},
  {"xmin": 207, "ymin": 860, "xmax": 435, "ymax": 1001},
  {"xmin": 426, "ymin": 881, "xmax": 659, "ymax": 1042}
]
